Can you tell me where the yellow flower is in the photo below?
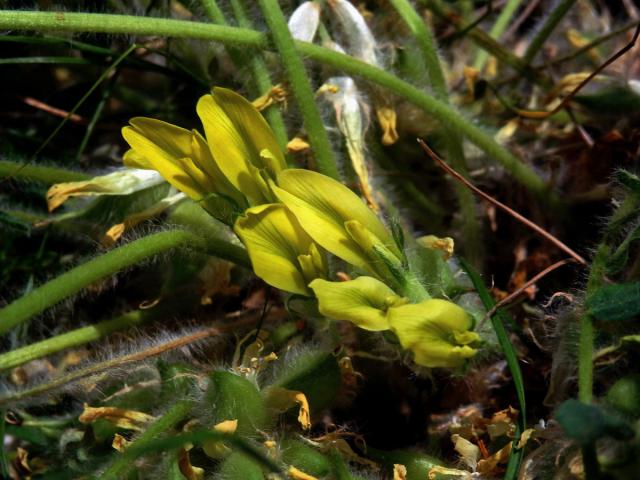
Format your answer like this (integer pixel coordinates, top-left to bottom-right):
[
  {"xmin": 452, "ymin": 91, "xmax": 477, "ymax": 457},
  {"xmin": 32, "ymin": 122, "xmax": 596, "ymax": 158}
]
[
  {"xmin": 387, "ymin": 300, "xmax": 480, "ymax": 368},
  {"xmin": 234, "ymin": 204, "xmax": 326, "ymax": 296},
  {"xmin": 122, "ymin": 87, "xmax": 287, "ymax": 221},
  {"xmin": 309, "ymin": 276, "xmax": 407, "ymax": 331},
  {"xmin": 196, "ymin": 87, "xmax": 286, "ymax": 206},
  {"xmin": 272, "ymin": 169, "xmax": 401, "ymax": 274}
]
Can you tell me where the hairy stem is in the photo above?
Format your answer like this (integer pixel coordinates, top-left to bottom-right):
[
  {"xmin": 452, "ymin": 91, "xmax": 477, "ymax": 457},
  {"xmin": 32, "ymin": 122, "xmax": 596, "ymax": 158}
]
[
  {"xmin": 522, "ymin": 0, "xmax": 577, "ymax": 65},
  {"xmin": 0, "ymin": 230, "xmax": 249, "ymax": 334},
  {"xmin": 0, "ymin": 159, "xmax": 88, "ymax": 183},
  {"xmin": 0, "ymin": 310, "xmax": 147, "ymax": 371},
  {"xmin": 389, "ymin": 0, "xmax": 481, "ymax": 264},
  {"xmin": 474, "ymin": 0, "xmax": 524, "ymax": 71},
  {"xmin": 256, "ymin": 0, "xmax": 339, "ymax": 179},
  {"xmin": 0, "ymin": 10, "xmax": 550, "ymax": 198}
]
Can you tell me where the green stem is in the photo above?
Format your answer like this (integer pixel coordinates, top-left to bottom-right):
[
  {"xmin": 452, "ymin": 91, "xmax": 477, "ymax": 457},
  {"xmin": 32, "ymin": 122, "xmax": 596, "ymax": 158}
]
[
  {"xmin": 256, "ymin": 0, "xmax": 339, "ymax": 180},
  {"xmin": 389, "ymin": 0, "xmax": 481, "ymax": 264},
  {"xmin": 0, "ymin": 159, "xmax": 88, "ymax": 183},
  {"xmin": 422, "ymin": 0, "xmax": 551, "ymax": 87},
  {"xmin": 200, "ymin": 0, "xmax": 226, "ymax": 23},
  {"xmin": 101, "ymin": 400, "xmax": 193, "ymax": 480},
  {"xmin": 522, "ymin": 0, "xmax": 577, "ymax": 65},
  {"xmin": 0, "ymin": 230, "xmax": 249, "ymax": 334},
  {"xmin": 474, "ymin": 0, "xmax": 523, "ymax": 70},
  {"xmin": 230, "ymin": 0, "xmax": 289, "ymax": 154},
  {"xmin": 0, "ymin": 10, "xmax": 549, "ymax": 198},
  {"xmin": 0, "ymin": 310, "xmax": 147, "ymax": 371},
  {"xmin": 581, "ymin": 443, "xmax": 601, "ymax": 480}
]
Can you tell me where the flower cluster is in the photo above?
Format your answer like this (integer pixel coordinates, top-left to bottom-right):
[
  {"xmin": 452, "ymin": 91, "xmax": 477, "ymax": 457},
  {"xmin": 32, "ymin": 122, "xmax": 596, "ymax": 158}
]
[{"xmin": 121, "ymin": 88, "xmax": 480, "ymax": 368}]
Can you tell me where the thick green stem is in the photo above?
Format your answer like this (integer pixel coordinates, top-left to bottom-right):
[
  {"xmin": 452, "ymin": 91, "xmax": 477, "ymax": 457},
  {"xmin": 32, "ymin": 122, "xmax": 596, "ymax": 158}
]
[
  {"xmin": 389, "ymin": 0, "xmax": 481, "ymax": 264},
  {"xmin": 256, "ymin": 0, "xmax": 339, "ymax": 179},
  {"xmin": 101, "ymin": 400, "xmax": 193, "ymax": 480},
  {"xmin": 474, "ymin": 0, "xmax": 524, "ymax": 71},
  {"xmin": 0, "ymin": 230, "xmax": 249, "ymax": 334},
  {"xmin": 522, "ymin": 0, "xmax": 577, "ymax": 65},
  {"xmin": 0, "ymin": 159, "xmax": 88, "ymax": 183},
  {"xmin": 0, "ymin": 10, "xmax": 550, "ymax": 198},
  {"xmin": 0, "ymin": 310, "xmax": 147, "ymax": 371}
]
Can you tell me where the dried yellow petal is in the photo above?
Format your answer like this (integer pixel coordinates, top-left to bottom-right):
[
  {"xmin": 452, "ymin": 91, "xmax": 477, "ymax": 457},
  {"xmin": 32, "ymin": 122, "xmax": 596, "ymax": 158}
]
[
  {"xmin": 393, "ymin": 464, "xmax": 407, "ymax": 480},
  {"xmin": 264, "ymin": 386, "xmax": 311, "ymax": 430},
  {"xmin": 79, "ymin": 404, "xmax": 154, "ymax": 431},
  {"xmin": 288, "ymin": 466, "xmax": 318, "ymax": 480},
  {"xmin": 287, "ymin": 137, "xmax": 311, "ymax": 152},
  {"xmin": 376, "ymin": 107, "xmax": 399, "ymax": 145}
]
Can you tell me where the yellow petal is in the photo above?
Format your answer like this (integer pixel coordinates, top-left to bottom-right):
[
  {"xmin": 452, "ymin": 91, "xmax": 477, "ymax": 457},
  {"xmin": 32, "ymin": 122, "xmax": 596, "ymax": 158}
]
[
  {"xmin": 310, "ymin": 276, "xmax": 404, "ymax": 331},
  {"xmin": 416, "ymin": 235, "xmax": 455, "ymax": 260},
  {"xmin": 234, "ymin": 204, "xmax": 324, "ymax": 295},
  {"xmin": 202, "ymin": 419, "xmax": 238, "ymax": 459},
  {"xmin": 122, "ymin": 123, "xmax": 206, "ymax": 200},
  {"xmin": 274, "ymin": 169, "xmax": 399, "ymax": 271},
  {"xmin": 46, "ymin": 169, "xmax": 164, "ymax": 212},
  {"xmin": 190, "ymin": 130, "xmax": 246, "ymax": 208},
  {"xmin": 288, "ymin": 466, "xmax": 319, "ymax": 480},
  {"xmin": 197, "ymin": 88, "xmax": 285, "ymax": 205},
  {"xmin": 376, "ymin": 107, "xmax": 399, "ymax": 145},
  {"xmin": 79, "ymin": 404, "xmax": 155, "ymax": 431},
  {"xmin": 388, "ymin": 300, "xmax": 480, "ymax": 368},
  {"xmin": 263, "ymin": 386, "xmax": 311, "ymax": 430}
]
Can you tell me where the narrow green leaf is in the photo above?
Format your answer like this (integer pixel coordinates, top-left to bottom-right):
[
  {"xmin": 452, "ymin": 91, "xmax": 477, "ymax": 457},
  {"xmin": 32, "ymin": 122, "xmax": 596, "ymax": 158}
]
[{"xmin": 459, "ymin": 258, "xmax": 525, "ymax": 480}]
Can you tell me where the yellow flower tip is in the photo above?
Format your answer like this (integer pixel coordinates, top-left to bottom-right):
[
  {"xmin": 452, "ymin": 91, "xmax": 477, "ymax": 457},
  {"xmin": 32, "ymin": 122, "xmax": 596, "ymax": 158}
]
[
  {"xmin": 388, "ymin": 299, "xmax": 480, "ymax": 368},
  {"xmin": 417, "ymin": 235, "xmax": 455, "ymax": 260}
]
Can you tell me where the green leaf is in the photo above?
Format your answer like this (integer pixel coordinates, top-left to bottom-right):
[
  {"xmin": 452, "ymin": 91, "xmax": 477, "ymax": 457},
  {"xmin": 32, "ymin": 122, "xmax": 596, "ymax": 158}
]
[
  {"xmin": 459, "ymin": 258, "xmax": 525, "ymax": 480},
  {"xmin": 587, "ymin": 282, "xmax": 640, "ymax": 322},
  {"xmin": 574, "ymin": 86, "xmax": 640, "ymax": 115},
  {"xmin": 204, "ymin": 371, "xmax": 268, "ymax": 436},
  {"xmin": 280, "ymin": 438, "xmax": 331, "ymax": 477},
  {"xmin": 614, "ymin": 169, "xmax": 640, "ymax": 195},
  {"xmin": 556, "ymin": 399, "xmax": 634, "ymax": 445}
]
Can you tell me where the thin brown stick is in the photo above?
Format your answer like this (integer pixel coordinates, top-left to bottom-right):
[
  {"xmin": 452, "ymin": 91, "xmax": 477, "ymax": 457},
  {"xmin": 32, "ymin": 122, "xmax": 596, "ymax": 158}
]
[
  {"xmin": 417, "ymin": 139, "xmax": 588, "ymax": 265},
  {"xmin": 513, "ymin": 22, "xmax": 640, "ymax": 119},
  {"xmin": 22, "ymin": 96, "xmax": 88, "ymax": 124},
  {"xmin": 481, "ymin": 258, "xmax": 576, "ymax": 327}
]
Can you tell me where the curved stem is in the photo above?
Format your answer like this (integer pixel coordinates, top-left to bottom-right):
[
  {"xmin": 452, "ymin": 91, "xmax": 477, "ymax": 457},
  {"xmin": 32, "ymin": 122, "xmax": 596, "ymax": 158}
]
[
  {"xmin": 0, "ymin": 159, "xmax": 88, "ymax": 184},
  {"xmin": 474, "ymin": 0, "xmax": 524, "ymax": 71},
  {"xmin": 0, "ymin": 10, "xmax": 549, "ymax": 198},
  {"xmin": 256, "ymin": 0, "xmax": 339, "ymax": 180},
  {"xmin": 522, "ymin": 0, "xmax": 577, "ymax": 65},
  {"xmin": 0, "ymin": 230, "xmax": 249, "ymax": 334}
]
